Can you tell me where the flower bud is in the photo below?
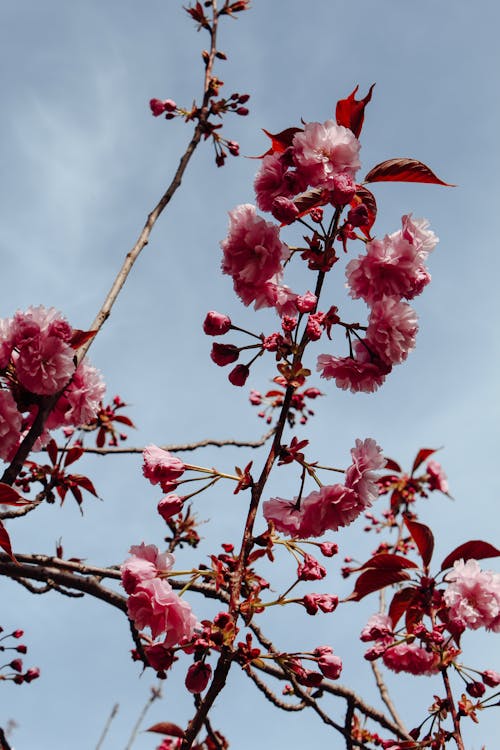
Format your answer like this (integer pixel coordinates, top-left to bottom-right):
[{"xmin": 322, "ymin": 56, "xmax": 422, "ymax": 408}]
[
  {"xmin": 203, "ymin": 311, "xmax": 232, "ymax": 336},
  {"xmin": 185, "ymin": 661, "xmax": 212, "ymax": 693},
  {"xmin": 158, "ymin": 494, "xmax": 184, "ymax": 521},
  {"xmin": 228, "ymin": 364, "xmax": 249, "ymax": 387},
  {"xmin": 210, "ymin": 343, "xmax": 239, "ymax": 366}
]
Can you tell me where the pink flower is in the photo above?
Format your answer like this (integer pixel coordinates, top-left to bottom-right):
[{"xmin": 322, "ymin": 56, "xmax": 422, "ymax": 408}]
[
  {"xmin": 120, "ymin": 543, "xmax": 174, "ymax": 595},
  {"xmin": 254, "ymin": 153, "xmax": 295, "ymax": 212},
  {"xmin": 345, "ymin": 438, "xmax": 386, "ymax": 508},
  {"xmin": 10, "ymin": 306, "xmax": 75, "ymax": 396},
  {"xmin": 203, "ymin": 311, "xmax": 232, "ymax": 336},
  {"xmin": 0, "ymin": 389, "xmax": 22, "ymax": 462},
  {"xmin": 0, "ymin": 318, "xmax": 14, "ymax": 369},
  {"xmin": 46, "ymin": 359, "xmax": 105, "ymax": 430},
  {"xmin": 252, "ymin": 279, "xmax": 298, "ymax": 316},
  {"xmin": 346, "ymin": 215, "xmax": 437, "ymax": 305},
  {"xmin": 382, "ymin": 643, "xmax": 440, "ymax": 676},
  {"xmin": 315, "ymin": 647, "xmax": 343, "ymax": 680},
  {"xmin": 317, "ymin": 343, "xmax": 391, "ymax": 394},
  {"xmin": 127, "ymin": 578, "xmax": 198, "ymax": 644},
  {"xmin": 158, "ymin": 494, "xmax": 184, "ymax": 521},
  {"xmin": 220, "ymin": 204, "xmax": 289, "ymax": 308},
  {"xmin": 360, "ymin": 613, "xmax": 393, "ymax": 642},
  {"xmin": 444, "ymin": 559, "xmax": 500, "ymax": 632},
  {"xmin": 292, "ymin": 120, "xmax": 361, "ymax": 189},
  {"xmin": 426, "ymin": 460, "xmax": 449, "ymax": 494},
  {"xmin": 330, "ymin": 173, "xmax": 356, "ymax": 206},
  {"xmin": 308, "ymin": 484, "xmax": 362, "ymax": 534},
  {"xmin": 262, "ymin": 497, "xmax": 302, "ymax": 536},
  {"xmin": 365, "ymin": 298, "xmax": 418, "ymax": 366},
  {"xmin": 185, "ymin": 661, "xmax": 212, "ymax": 693},
  {"xmin": 143, "ymin": 445, "xmax": 185, "ymax": 492},
  {"xmin": 303, "ymin": 593, "xmax": 339, "ymax": 615},
  {"xmin": 297, "ymin": 554, "xmax": 326, "ymax": 581}
]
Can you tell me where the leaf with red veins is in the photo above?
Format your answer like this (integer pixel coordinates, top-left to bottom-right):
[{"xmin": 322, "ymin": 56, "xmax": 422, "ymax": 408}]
[
  {"xmin": 440, "ymin": 540, "xmax": 500, "ymax": 572},
  {"xmin": 0, "ymin": 520, "xmax": 17, "ymax": 562},
  {"xmin": 345, "ymin": 568, "xmax": 412, "ymax": 602},
  {"xmin": 350, "ymin": 185, "xmax": 377, "ymax": 237},
  {"xmin": 256, "ymin": 126, "xmax": 303, "ymax": 157},
  {"xmin": 69, "ymin": 329, "xmax": 97, "ymax": 349},
  {"xmin": 47, "ymin": 439, "xmax": 58, "ymax": 466},
  {"xmin": 293, "ymin": 188, "xmax": 330, "ymax": 219},
  {"xmin": 335, "ymin": 84, "xmax": 375, "ymax": 138},
  {"xmin": 411, "ymin": 447, "xmax": 438, "ymax": 475},
  {"xmin": 356, "ymin": 552, "xmax": 419, "ymax": 572},
  {"xmin": 146, "ymin": 722, "xmax": 185, "ymax": 738},
  {"xmin": 404, "ymin": 516, "xmax": 434, "ymax": 569},
  {"xmin": 0, "ymin": 483, "xmax": 31, "ymax": 506},
  {"xmin": 388, "ymin": 587, "xmax": 419, "ymax": 629},
  {"xmin": 364, "ymin": 158, "xmax": 454, "ymax": 186},
  {"xmin": 63, "ymin": 446, "xmax": 84, "ymax": 468}
]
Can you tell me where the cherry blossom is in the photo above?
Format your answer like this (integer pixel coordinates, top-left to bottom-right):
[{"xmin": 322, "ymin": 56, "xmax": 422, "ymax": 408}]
[
  {"xmin": 142, "ymin": 445, "xmax": 186, "ymax": 492},
  {"xmin": 292, "ymin": 120, "xmax": 361, "ymax": 189},
  {"xmin": 444, "ymin": 559, "xmax": 500, "ymax": 632}
]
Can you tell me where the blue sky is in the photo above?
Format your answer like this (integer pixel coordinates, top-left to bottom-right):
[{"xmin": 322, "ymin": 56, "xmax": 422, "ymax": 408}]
[{"xmin": 1, "ymin": 2, "xmax": 499, "ymax": 748}]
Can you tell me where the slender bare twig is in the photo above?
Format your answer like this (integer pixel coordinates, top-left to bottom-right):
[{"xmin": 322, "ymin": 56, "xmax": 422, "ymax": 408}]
[
  {"xmin": 245, "ymin": 666, "xmax": 306, "ymax": 711},
  {"xmin": 124, "ymin": 683, "xmax": 162, "ymax": 750},
  {"xmin": 370, "ymin": 661, "xmax": 409, "ymax": 736},
  {"xmin": 95, "ymin": 703, "xmax": 119, "ymax": 750}
]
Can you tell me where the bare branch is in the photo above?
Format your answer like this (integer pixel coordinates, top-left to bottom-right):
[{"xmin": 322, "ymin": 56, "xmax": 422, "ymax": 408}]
[
  {"xmin": 245, "ymin": 666, "xmax": 306, "ymax": 711},
  {"xmin": 124, "ymin": 683, "xmax": 162, "ymax": 750},
  {"xmin": 370, "ymin": 661, "xmax": 409, "ymax": 737},
  {"xmin": 95, "ymin": 703, "xmax": 119, "ymax": 750}
]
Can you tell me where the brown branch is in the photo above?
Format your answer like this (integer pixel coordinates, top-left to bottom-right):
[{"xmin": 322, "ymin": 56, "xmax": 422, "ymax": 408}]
[
  {"xmin": 370, "ymin": 661, "xmax": 409, "ymax": 737},
  {"xmin": 245, "ymin": 666, "xmax": 307, "ymax": 711},
  {"xmin": 124, "ymin": 684, "xmax": 162, "ymax": 750},
  {"xmin": 95, "ymin": 703, "xmax": 119, "ymax": 750}
]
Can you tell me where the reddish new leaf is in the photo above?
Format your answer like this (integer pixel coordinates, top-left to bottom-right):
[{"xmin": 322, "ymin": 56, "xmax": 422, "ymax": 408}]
[
  {"xmin": 358, "ymin": 553, "xmax": 419, "ymax": 572},
  {"xmin": 258, "ymin": 126, "xmax": 302, "ymax": 157},
  {"xmin": 350, "ymin": 185, "xmax": 377, "ymax": 237},
  {"xmin": 383, "ymin": 458, "xmax": 402, "ymax": 473},
  {"xmin": 47, "ymin": 439, "xmax": 58, "ymax": 466},
  {"xmin": 96, "ymin": 427, "xmax": 106, "ymax": 448},
  {"xmin": 0, "ymin": 521, "xmax": 17, "ymax": 562},
  {"xmin": 147, "ymin": 722, "xmax": 185, "ymax": 738},
  {"xmin": 70, "ymin": 486, "xmax": 83, "ymax": 506},
  {"xmin": 440, "ymin": 540, "xmax": 500, "ymax": 572},
  {"xmin": 335, "ymin": 83, "xmax": 375, "ymax": 138},
  {"xmin": 63, "ymin": 446, "xmax": 84, "ymax": 468},
  {"xmin": 113, "ymin": 414, "xmax": 135, "ymax": 427},
  {"xmin": 404, "ymin": 517, "xmax": 434, "ymax": 568},
  {"xmin": 71, "ymin": 475, "xmax": 98, "ymax": 497},
  {"xmin": 293, "ymin": 188, "xmax": 329, "ymax": 219},
  {"xmin": 388, "ymin": 587, "xmax": 418, "ymax": 629},
  {"xmin": 345, "ymin": 568, "xmax": 411, "ymax": 602},
  {"xmin": 70, "ymin": 329, "xmax": 97, "ymax": 349},
  {"xmin": 411, "ymin": 448, "xmax": 438, "ymax": 475},
  {"xmin": 364, "ymin": 158, "xmax": 453, "ymax": 186},
  {"xmin": 0, "ymin": 483, "xmax": 31, "ymax": 506}
]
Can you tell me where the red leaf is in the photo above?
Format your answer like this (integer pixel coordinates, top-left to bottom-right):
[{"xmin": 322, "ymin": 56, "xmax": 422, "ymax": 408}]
[
  {"xmin": 96, "ymin": 428, "xmax": 106, "ymax": 448},
  {"xmin": 257, "ymin": 126, "xmax": 303, "ymax": 157},
  {"xmin": 388, "ymin": 587, "xmax": 418, "ymax": 629},
  {"xmin": 113, "ymin": 415, "xmax": 135, "ymax": 427},
  {"xmin": 63, "ymin": 446, "xmax": 84, "ymax": 468},
  {"xmin": 390, "ymin": 489, "xmax": 404, "ymax": 512},
  {"xmin": 70, "ymin": 486, "xmax": 83, "ymax": 506},
  {"xmin": 264, "ymin": 390, "xmax": 284, "ymax": 398},
  {"xmin": 440, "ymin": 540, "xmax": 500, "ymax": 572},
  {"xmin": 364, "ymin": 158, "xmax": 454, "ymax": 186},
  {"xmin": 350, "ymin": 185, "xmax": 377, "ymax": 237},
  {"xmin": 358, "ymin": 553, "xmax": 419, "ymax": 572},
  {"xmin": 345, "ymin": 568, "xmax": 411, "ymax": 602},
  {"xmin": 383, "ymin": 457, "xmax": 402, "ymax": 473},
  {"xmin": 71, "ymin": 475, "xmax": 98, "ymax": 497},
  {"xmin": 336, "ymin": 83, "xmax": 375, "ymax": 138},
  {"xmin": 146, "ymin": 722, "xmax": 185, "ymax": 738},
  {"xmin": 411, "ymin": 448, "xmax": 438, "ymax": 475},
  {"xmin": 293, "ymin": 188, "xmax": 329, "ymax": 219},
  {"xmin": 47, "ymin": 439, "xmax": 58, "ymax": 466},
  {"xmin": 0, "ymin": 521, "xmax": 17, "ymax": 562},
  {"xmin": 404, "ymin": 517, "xmax": 434, "ymax": 568},
  {"xmin": 0, "ymin": 483, "xmax": 31, "ymax": 506},
  {"xmin": 70, "ymin": 329, "xmax": 97, "ymax": 349}
]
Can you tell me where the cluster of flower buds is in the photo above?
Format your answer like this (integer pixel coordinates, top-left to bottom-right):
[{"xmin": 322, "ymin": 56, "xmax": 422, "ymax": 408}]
[
  {"xmin": 0, "ymin": 306, "xmax": 105, "ymax": 463},
  {"xmin": 0, "ymin": 627, "xmax": 40, "ymax": 685}
]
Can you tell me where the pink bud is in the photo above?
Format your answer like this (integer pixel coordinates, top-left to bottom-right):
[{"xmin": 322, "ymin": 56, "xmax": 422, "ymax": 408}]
[
  {"xmin": 12, "ymin": 630, "xmax": 24, "ymax": 638},
  {"xmin": 203, "ymin": 311, "xmax": 232, "ymax": 336},
  {"xmin": 211, "ymin": 343, "xmax": 239, "ymax": 366},
  {"xmin": 150, "ymin": 98, "xmax": 166, "ymax": 116},
  {"xmin": 271, "ymin": 197, "xmax": 299, "ymax": 225},
  {"xmin": 297, "ymin": 554, "xmax": 327, "ymax": 581},
  {"xmin": 318, "ymin": 542, "xmax": 338, "ymax": 557},
  {"xmin": 10, "ymin": 658, "xmax": 23, "ymax": 672},
  {"xmin": 24, "ymin": 667, "xmax": 40, "ymax": 682},
  {"xmin": 185, "ymin": 661, "xmax": 212, "ymax": 693},
  {"xmin": 347, "ymin": 203, "xmax": 369, "ymax": 228},
  {"xmin": 482, "ymin": 669, "xmax": 500, "ymax": 687},
  {"xmin": 466, "ymin": 681, "xmax": 485, "ymax": 698},
  {"xmin": 330, "ymin": 173, "xmax": 356, "ymax": 206},
  {"xmin": 317, "ymin": 651, "xmax": 342, "ymax": 680},
  {"xmin": 158, "ymin": 494, "xmax": 184, "ymax": 521},
  {"xmin": 228, "ymin": 364, "xmax": 249, "ymax": 387},
  {"xmin": 236, "ymin": 107, "xmax": 249, "ymax": 116},
  {"xmin": 295, "ymin": 291, "xmax": 317, "ymax": 314}
]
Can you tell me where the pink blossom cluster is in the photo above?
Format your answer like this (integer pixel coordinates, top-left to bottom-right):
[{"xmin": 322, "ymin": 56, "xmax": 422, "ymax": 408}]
[
  {"xmin": 0, "ymin": 306, "xmax": 105, "ymax": 461},
  {"xmin": 121, "ymin": 543, "xmax": 198, "ymax": 646},
  {"xmin": 318, "ymin": 215, "xmax": 437, "ymax": 392},
  {"xmin": 444, "ymin": 559, "xmax": 500, "ymax": 632},
  {"xmin": 360, "ymin": 613, "xmax": 440, "ymax": 676},
  {"xmin": 263, "ymin": 438, "xmax": 385, "ymax": 538}
]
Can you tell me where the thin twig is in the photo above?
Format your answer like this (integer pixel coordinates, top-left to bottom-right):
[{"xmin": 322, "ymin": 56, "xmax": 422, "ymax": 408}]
[
  {"xmin": 95, "ymin": 703, "xmax": 119, "ymax": 750},
  {"xmin": 370, "ymin": 661, "xmax": 408, "ymax": 736},
  {"xmin": 124, "ymin": 683, "xmax": 162, "ymax": 750}
]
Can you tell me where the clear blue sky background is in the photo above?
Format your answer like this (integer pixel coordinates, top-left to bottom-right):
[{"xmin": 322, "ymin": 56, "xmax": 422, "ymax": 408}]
[{"xmin": 1, "ymin": 2, "xmax": 499, "ymax": 748}]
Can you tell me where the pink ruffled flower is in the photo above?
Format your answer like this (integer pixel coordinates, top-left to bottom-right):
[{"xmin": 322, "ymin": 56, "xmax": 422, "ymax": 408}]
[
  {"xmin": 303, "ymin": 593, "xmax": 339, "ymax": 615},
  {"xmin": 315, "ymin": 646, "xmax": 343, "ymax": 680},
  {"xmin": 426, "ymin": 460, "xmax": 449, "ymax": 494},
  {"xmin": 302, "ymin": 484, "xmax": 361, "ymax": 535},
  {"xmin": 444, "ymin": 559, "xmax": 500, "ymax": 632},
  {"xmin": 0, "ymin": 318, "xmax": 14, "ymax": 369},
  {"xmin": 360, "ymin": 613, "xmax": 393, "ymax": 642},
  {"xmin": 292, "ymin": 120, "xmax": 361, "ymax": 189},
  {"xmin": 262, "ymin": 497, "xmax": 302, "ymax": 536},
  {"xmin": 346, "ymin": 215, "xmax": 437, "ymax": 305},
  {"xmin": 317, "ymin": 343, "xmax": 391, "ymax": 394},
  {"xmin": 9, "ymin": 306, "xmax": 75, "ymax": 396},
  {"xmin": 0, "ymin": 389, "xmax": 22, "ymax": 462},
  {"xmin": 366, "ymin": 298, "xmax": 418, "ymax": 366},
  {"xmin": 127, "ymin": 577, "xmax": 198, "ymax": 645},
  {"xmin": 345, "ymin": 438, "xmax": 386, "ymax": 507},
  {"xmin": 252, "ymin": 279, "xmax": 298, "ymax": 317},
  {"xmin": 382, "ymin": 643, "xmax": 440, "ymax": 676},
  {"xmin": 254, "ymin": 153, "xmax": 295, "ymax": 212},
  {"xmin": 221, "ymin": 204, "xmax": 289, "ymax": 308},
  {"xmin": 143, "ymin": 445, "xmax": 185, "ymax": 492},
  {"xmin": 46, "ymin": 359, "xmax": 105, "ymax": 430},
  {"xmin": 120, "ymin": 543, "xmax": 174, "ymax": 595}
]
